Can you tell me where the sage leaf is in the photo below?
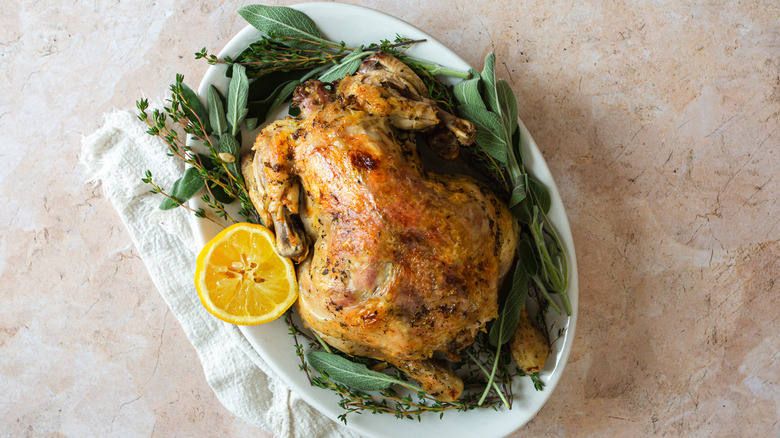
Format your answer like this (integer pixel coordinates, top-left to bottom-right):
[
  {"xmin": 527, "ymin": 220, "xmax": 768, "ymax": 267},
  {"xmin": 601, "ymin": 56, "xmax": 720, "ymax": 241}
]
[
  {"xmin": 457, "ymin": 104, "xmax": 508, "ymax": 164},
  {"xmin": 318, "ymin": 58, "xmax": 362, "ymax": 82},
  {"xmin": 529, "ymin": 177, "xmax": 552, "ymax": 214},
  {"xmin": 218, "ymin": 133, "xmax": 240, "ymax": 156},
  {"xmin": 247, "ymin": 69, "xmax": 307, "ymax": 101},
  {"xmin": 496, "ymin": 79, "xmax": 518, "ymax": 138},
  {"xmin": 516, "ymin": 235, "xmax": 539, "ymax": 277},
  {"xmin": 457, "ymin": 103, "xmax": 504, "ymax": 139},
  {"xmin": 208, "ymin": 181, "xmax": 234, "ymax": 204},
  {"xmin": 227, "ymin": 63, "xmax": 250, "ymax": 137},
  {"xmin": 249, "ymin": 79, "xmax": 298, "ymax": 123},
  {"xmin": 480, "ymin": 52, "xmax": 499, "ymax": 114},
  {"xmin": 208, "ymin": 85, "xmax": 228, "ymax": 136},
  {"xmin": 474, "ymin": 131, "xmax": 508, "ymax": 164},
  {"xmin": 268, "ymin": 80, "xmax": 301, "ymax": 117},
  {"xmin": 307, "ymin": 351, "xmax": 400, "ymax": 392},
  {"xmin": 318, "ymin": 49, "xmax": 369, "ymax": 82},
  {"xmin": 180, "ymin": 83, "xmax": 211, "ymax": 135},
  {"xmin": 489, "ymin": 262, "xmax": 528, "ymax": 347},
  {"xmin": 508, "ymin": 183, "xmax": 527, "ymax": 208},
  {"xmin": 453, "ymin": 68, "xmax": 484, "ymax": 109},
  {"xmin": 245, "ymin": 117, "xmax": 258, "ymax": 131},
  {"xmin": 511, "ymin": 195, "xmax": 534, "ymax": 224},
  {"xmin": 159, "ymin": 167, "xmax": 204, "ymax": 210},
  {"xmin": 218, "ymin": 134, "xmax": 241, "ymax": 181},
  {"xmin": 238, "ymin": 5, "xmax": 328, "ymax": 49}
]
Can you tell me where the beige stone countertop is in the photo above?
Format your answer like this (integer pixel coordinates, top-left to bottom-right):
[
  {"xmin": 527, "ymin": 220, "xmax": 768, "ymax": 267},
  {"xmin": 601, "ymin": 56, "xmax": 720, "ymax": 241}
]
[{"xmin": 2, "ymin": 0, "xmax": 778, "ymax": 436}]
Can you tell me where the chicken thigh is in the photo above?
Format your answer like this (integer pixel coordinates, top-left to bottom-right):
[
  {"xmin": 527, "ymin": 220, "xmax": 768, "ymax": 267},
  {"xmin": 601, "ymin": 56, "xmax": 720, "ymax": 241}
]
[{"xmin": 243, "ymin": 53, "xmax": 517, "ymax": 401}]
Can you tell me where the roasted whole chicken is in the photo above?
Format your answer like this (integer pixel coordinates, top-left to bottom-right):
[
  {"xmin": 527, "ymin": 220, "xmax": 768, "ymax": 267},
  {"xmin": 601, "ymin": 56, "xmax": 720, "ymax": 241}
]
[{"xmin": 241, "ymin": 53, "xmax": 517, "ymax": 401}]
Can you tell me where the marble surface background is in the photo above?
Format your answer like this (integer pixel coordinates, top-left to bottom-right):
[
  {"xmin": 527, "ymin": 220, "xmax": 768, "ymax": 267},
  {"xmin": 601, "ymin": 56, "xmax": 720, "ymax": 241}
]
[{"xmin": 1, "ymin": 0, "xmax": 778, "ymax": 436}]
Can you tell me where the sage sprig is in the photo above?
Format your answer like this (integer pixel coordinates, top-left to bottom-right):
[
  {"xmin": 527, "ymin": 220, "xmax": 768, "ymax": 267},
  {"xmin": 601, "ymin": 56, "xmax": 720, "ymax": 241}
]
[
  {"xmin": 137, "ymin": 73, "xmax": 259, "ymax": 225},
  {"xmin": 477, "ymin": 263, "xmax": 528, "ymax": 405},
  {"xmin": 206, "ymin": 5, "xmax": 470, "ymax": 81},
  {"xmin": 456, "ymin": 54, "xmax": 524, "ymax": 189},
  {"xmin": 454, "ymin": 52, "xmax": 571, "ymax": 316}
]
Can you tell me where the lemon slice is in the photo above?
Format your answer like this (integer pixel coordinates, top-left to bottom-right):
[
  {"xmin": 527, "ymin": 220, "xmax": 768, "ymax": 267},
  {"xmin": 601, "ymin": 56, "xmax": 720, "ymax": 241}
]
[{"xmin": 195, "ymin": 223, "xmax": 298, "ymax": 325}]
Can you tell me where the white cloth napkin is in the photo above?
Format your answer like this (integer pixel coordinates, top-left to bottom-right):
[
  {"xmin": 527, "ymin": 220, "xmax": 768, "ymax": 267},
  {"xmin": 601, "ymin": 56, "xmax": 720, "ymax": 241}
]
[{"xmin": 80, "ymin": 108, "xmax": 359, "ymax": 438}]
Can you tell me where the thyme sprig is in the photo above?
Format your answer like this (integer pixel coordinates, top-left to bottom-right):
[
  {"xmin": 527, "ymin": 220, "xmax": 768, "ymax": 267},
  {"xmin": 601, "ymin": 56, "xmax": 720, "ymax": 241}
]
[{"xmin": 196, "ymin": 36, "xmax": 429, "ymax": 79}]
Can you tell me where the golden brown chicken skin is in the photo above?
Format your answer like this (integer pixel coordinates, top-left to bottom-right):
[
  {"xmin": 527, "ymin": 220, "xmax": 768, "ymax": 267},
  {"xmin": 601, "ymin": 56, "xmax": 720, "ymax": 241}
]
[{"xmin": 244, "ymin": 53, "xmax": 516, "ymax": 401}]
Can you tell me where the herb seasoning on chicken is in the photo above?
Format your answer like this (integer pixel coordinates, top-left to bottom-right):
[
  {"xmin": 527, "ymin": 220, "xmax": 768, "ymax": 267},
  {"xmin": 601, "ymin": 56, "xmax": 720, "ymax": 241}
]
[{"xmin": 241, "ymin": 53, "xmax": 517, "ymax": 401}]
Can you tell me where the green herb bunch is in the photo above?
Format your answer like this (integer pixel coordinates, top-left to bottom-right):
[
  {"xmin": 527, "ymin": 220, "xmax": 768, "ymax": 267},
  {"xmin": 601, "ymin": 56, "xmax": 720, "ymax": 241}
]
[{"xmin": 137, "ymin": 73, "xmax": 259, "ymax": 226}]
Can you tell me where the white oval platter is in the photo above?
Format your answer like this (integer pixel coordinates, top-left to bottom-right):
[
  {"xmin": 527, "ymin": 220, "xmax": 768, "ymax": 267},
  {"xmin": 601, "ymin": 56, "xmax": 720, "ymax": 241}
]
[{"xmin": 187, "ymin": 3, "xmax": 578, "ymax": 437}]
